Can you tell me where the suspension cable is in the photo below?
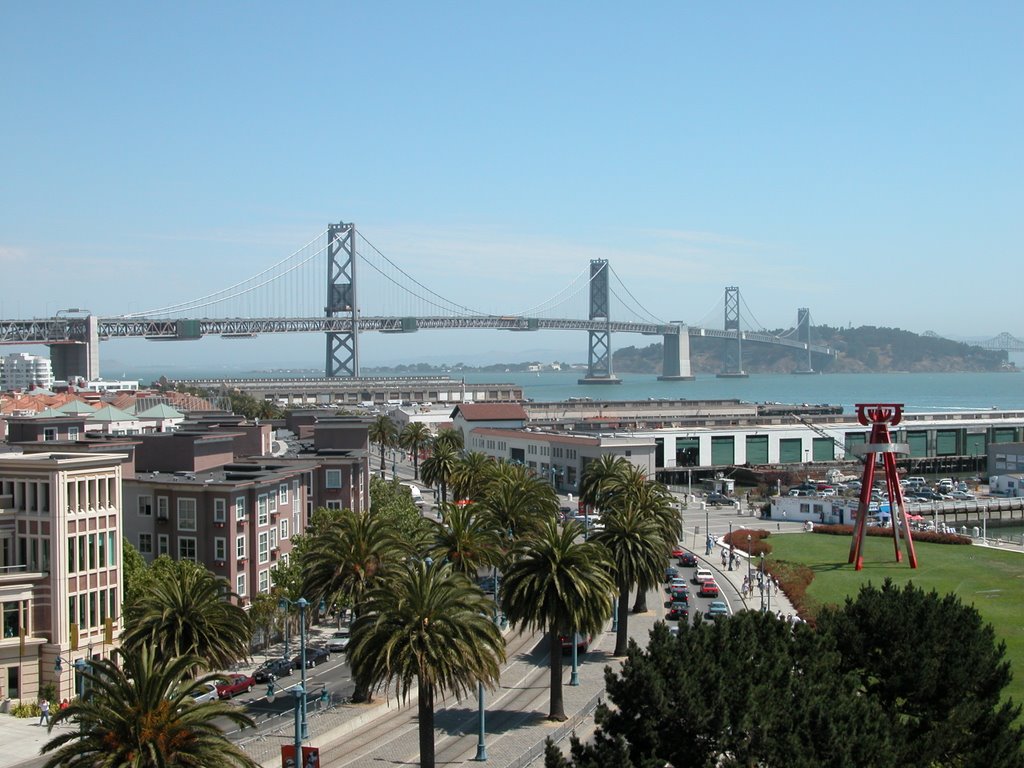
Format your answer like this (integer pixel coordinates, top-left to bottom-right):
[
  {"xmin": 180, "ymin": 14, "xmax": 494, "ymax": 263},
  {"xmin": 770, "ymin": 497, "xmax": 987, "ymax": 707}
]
[
  {"xmin": 124, "ymin": 229, "xmax": 326, "ymax": 317},
  {"xmin": 514, "ymin": 264, "xmax": 592, "ymax": 316},
  {"xmin": 608, "ymin": 265, "xmax": 666, "ymax": 324}
]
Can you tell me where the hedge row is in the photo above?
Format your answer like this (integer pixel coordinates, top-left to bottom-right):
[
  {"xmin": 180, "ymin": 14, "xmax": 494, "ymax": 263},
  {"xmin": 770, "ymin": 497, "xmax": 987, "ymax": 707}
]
[{"xmin": 811, "ymin": 523, "xmax": 972, "ymax": 545}]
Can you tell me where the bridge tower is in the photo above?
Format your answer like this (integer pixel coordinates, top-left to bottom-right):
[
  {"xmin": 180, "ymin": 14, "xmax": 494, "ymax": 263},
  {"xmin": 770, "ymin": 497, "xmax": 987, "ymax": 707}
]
[
  {"xmin": 324, "ymin": 221, "xmax": 359, "ymax": 378},
  {"xmin": 717, "ymin": 286, "xmax": 748, "ymax": 379},
  {"xmin": 793, "ymin": 307, "xmax": 816, "ymax": 374},
  {"xmin": 577, "ymin": 259, "xmax": 621, "ymax": 385}
]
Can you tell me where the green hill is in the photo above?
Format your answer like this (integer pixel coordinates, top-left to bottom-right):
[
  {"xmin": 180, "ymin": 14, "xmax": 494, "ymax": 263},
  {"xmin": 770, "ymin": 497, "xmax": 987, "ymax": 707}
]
[{"xmin": 613, "ymin": 326, "xmax": 1012, "ymax": 374}]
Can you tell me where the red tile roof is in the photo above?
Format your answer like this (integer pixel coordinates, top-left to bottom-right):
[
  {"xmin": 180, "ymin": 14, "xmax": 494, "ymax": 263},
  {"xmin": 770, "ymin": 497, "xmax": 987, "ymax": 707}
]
[{"xmin": 451, "ymin": 403, "xmax": 528, "ymax": 422}]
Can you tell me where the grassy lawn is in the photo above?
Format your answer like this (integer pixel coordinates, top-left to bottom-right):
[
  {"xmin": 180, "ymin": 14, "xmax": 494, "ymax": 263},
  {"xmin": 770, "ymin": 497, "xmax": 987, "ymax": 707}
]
[{"xmin": 769, "ymin": 532, "xmax": 1024, "ymax": 709}]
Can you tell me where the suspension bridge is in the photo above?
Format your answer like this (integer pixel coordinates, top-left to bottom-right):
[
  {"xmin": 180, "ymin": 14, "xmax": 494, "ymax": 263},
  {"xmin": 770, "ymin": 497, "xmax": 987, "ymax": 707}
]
[{"xmin": 0, "ymin": 221, "xmax": 839, "ymax": 383}]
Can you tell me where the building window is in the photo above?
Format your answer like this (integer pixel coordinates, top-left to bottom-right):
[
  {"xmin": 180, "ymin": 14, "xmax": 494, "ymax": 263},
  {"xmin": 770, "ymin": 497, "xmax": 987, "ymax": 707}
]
[
  {"xmin": 138, "ymin": 533, "xmax": 153, "ymax": 554},
  {"xmin": 258, "ymin": 532, "xmax": 269, "ymax": 564},
  {"xmin": 325, "ymin": 469, "xmax": 342, "ymax": 489},
  {"xmin": 213, "ymin": 498, "xmax": 226, "ymax": 523},
  {"xmin": 279, "ymin": 484, "xmax": 289, "ymax": 504},
  {"xmin": 326, "ymin": 500, "xmax": 342, "ymax": 510},
  {"xmin": 178, "ymin": 537, "xmax": 197, "ymax": 561},
  {"xmin": 236, "ymin": 573, "xmax": 246, "ymax": 597},
  {"xmin": 214, "ymin": 537, "xmax": 226, "ymax": 561},
  {"xmin": 157, "ymin": 534, "xmax": 169, "ymax": 556},
  {"xmin": 156, "ymin": 496, "xmax": 169, "ymax": 521},
  {"xmin": 68, "ymin": 427, "xmax": 79, "ymax": 440},
  {"xmin": 257, "ymin": 494, "xmax": 269, "ymax": 526},
  {"xmin": 43, "ymin": 427, "xmax": 57, "ymax": 441},
  {"xmin": 269, "ymin": 528, "xmax": 277, "ymax": 551},
  {"xmin": 236, "ymin": 535, "xmax": 246, "ymax": 559},
  {"xmin": 258, "ymin": 569, "xmax": 270, "ymax": 594},
  {"xmin": 177, "ymin": 498, "xmax": 197, "ymax": 531},
  {"xmin": 280, "ymin": 518, "xmax": 289, "ymax": 540},
  {"xmin": 235, "ymin": 496, "xmax": 246, "ymax": 521},
  {"xmin": 138, "ymin": 496, "xmax": 152, "ymax": 516},
  {"xmin": 268, "ymin": 489, "xmax": 277, "ymax": 512}
]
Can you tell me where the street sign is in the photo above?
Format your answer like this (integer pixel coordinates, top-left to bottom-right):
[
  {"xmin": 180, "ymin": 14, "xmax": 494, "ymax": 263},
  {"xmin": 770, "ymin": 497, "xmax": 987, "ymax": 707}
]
[{"xmin": 281, "ymin": 745, "xmax": 320, "ymax": 768}]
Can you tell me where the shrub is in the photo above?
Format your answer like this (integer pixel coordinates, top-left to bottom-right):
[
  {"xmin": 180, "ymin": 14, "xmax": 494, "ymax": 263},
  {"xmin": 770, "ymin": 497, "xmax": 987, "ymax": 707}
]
[
  {"xmin": 11, "ymin": 701, "xmax": 41, "ymax": 718},
  {"xmin": 723, "ymin": 528, "xmax": 773, "ymax": 556},
  {"xmin": 811, "ymin": 524, "xmax": 971, "ymax": 545}
]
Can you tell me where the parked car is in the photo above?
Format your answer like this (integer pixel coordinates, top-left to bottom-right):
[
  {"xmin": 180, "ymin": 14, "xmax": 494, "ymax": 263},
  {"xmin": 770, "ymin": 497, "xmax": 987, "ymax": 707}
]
[
  {"xmin": 705, "ymin": 601, "xmax": 729, "ymax": 620},
  {"xmin": 678, "ymin": 552, "xmax": 698, "ymax": 568},
  {"xmin": 292, "ymin": 646, "xmax": 331, "ymax": 668},
  {"xmin": 253, "ymin": 657, "xmax": 294, "ymax": 683},
  {"xmin": 189, "ymin": 681, "xmax": 218, "ymax": 704},
  {"xmin": 560, "ymin": 633, "xmax": 591, "ymax": 654},
  {"xmin": 949, "ymin": 490, "xmax": 976, "ymax": 500},
  {"xmin": 327, "ymin": 630, "xmax": 351, "ymax": 652},
  {"xmin": 706, "ymin": 492, "xmax": 737, "ymax": 507},
  {"xmin": 216, "ymin": 673, "xmax": 255, "ymax": 699},
  {"xmin": 692, "ymin": 567, "xmax": 714, "ymax": 585},
  {"xmin": 699, "ymin": 580, "xmax": 720, "ymax": 598}
]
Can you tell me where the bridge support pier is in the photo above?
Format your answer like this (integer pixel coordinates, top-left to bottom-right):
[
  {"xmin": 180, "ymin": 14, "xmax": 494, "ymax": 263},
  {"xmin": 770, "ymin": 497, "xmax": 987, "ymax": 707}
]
[
  {"xmin": 48, "ymin": 315, "xmax": 99, "ymax": 382},
  {"xmin": 657, "ymin": 326, "xmax": 695, "ymax": 381}
]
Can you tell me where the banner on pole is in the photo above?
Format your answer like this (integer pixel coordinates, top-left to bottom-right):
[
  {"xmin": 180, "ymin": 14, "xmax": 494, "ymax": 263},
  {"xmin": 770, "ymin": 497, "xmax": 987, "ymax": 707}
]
[{"xmin": 281, "ymin": 745, "xmax": 320, "ymax": 768}]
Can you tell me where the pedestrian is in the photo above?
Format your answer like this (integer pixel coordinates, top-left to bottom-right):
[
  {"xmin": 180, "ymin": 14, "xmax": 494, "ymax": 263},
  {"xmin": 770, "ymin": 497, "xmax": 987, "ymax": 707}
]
[
  {"xmin": 60, "ymin": 698, "xmax": 69, "ymax": 711},
  {"xmin": 721, "ymin": 549, "xmax": 727, "ymax": 566},
  {"xmin": 38, "ymin": 698, "xmax": 50, "ymax": 726}
]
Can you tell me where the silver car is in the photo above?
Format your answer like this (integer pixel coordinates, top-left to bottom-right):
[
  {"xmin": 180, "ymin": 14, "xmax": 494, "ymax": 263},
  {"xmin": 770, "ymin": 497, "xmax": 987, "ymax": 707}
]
[{"xmin": 327, "ymin": 630, "xmax": 351, "ymax": 652}]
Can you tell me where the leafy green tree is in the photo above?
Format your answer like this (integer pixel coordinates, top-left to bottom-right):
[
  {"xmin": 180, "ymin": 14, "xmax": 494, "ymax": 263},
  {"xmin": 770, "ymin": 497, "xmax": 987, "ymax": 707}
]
[
  {"xmin": 368, "ymin": 414, "xmax": 398, "ymax": 474},
  {"xmin": 349, "ymin": 560, "xmax": 505, "ymax": 768},
  {"xmin": 548, "ymin": 613, "xmax": 896, "ymax": 768},
  {"xmin": 816, "ymin": 579, "xmax": 1024, "ymax": 767},
  {"xmin": 501, "ymin": 518, "xmax": 614, "ymax": 721},
  {"xmin": 42, "ymin": 643, "xmax": 258, "ymax": 768},
  {"xmin": 399, "ymin": 421, "xmax": 432, "ymax": 480},
  {"xmin": 421, "ymin": 439, "xmax": 461, "ymax": 506},
  {"xmin": 121, "ymin": 538, "xmax": 149, "ymax": 623},
  {"xmin": 369, "ymin": 475, "xmax": 432, "ymax": 546},
  {"xmin": 122, "ymin": 560, "xmax": 252, "ymax": 674}
]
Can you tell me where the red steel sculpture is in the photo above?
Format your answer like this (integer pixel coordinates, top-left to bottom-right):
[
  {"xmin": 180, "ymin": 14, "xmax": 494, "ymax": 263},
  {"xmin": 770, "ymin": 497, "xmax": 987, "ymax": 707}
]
[{"xmin": 848, "ymin": 403, "xmax": 919, "ymax": 570}]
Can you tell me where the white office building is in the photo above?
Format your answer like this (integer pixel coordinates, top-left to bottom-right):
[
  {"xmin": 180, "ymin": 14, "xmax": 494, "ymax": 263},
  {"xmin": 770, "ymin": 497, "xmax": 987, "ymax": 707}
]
[{"xmin": 0, "ymin": 353, "xmax": 54, "ymax": 391}]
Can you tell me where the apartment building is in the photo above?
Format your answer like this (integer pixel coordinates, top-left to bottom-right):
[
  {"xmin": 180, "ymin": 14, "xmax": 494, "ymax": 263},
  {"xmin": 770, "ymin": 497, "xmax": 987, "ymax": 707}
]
[
  {"xmin": 122, "ymin": 460, "xmax": 318, "ymax": 604},
  {"xmin": 0, "ymin": 451, "xmax": 124, "ymax": 703},
  {"xmin": 0, "ymin": 353, "xmax": 54, "ymax": 391}
]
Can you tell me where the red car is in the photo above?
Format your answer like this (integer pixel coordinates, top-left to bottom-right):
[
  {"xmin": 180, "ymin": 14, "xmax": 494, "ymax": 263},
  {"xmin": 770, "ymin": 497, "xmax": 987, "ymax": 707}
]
[
  {"xmin": 216, "ymin": 673, "xmax": 255, "ymax": 699},
  {"xmin": 671, "ymin": 545, "xmax": 686, "ymax": 558},
  {"xmin": 559, "ymin": 633, "xmax": 592, "ymax": 654},
  {"xmin": 699, "ymin": 580, "xmax": 720, "ymax": 598}
]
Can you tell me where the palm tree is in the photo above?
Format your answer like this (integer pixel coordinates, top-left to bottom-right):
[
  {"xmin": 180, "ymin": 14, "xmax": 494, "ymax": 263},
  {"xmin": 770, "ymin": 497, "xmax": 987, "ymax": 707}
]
[
  {"xmin": 368, "ymin": 414, "xmax": 398, "ymax": 474},
  {"xmin": 480, "ymin": 464, "xmax": 558, "ymax": 549},
  {"xmin": 349, "ymin": 560, "xmax": 505, "ymax": 768},
  {"xmin": 42, "ymin": 643, "xmax": 258, "ymax": 768},
  {"xmin": 399, "ymin": 422, "xmax": 432, "ymax": 480},
  {"xmin": 582, "ymin": 458, "xmax": 676, "ymax": 615},
  {"xmin": 302, "ymin": 508, "xmax": 401, "ymax": 702},
  {"xmin": 122, "ymin": 561, "xmax": 252, "ymax": 674},
  {"xmin": 592, "ymin": 504, "xmax": 667, "ymax": 655},
  {"xmin": 432, "ymin": 427, "xmax": 464, "ymax": 452},
  {"xmin": 428, "ymin": 501, "xmax": 505, "ymax": 577},
  {"xmin": 501, "ymin": 517, "xmax": 615, "ymax": 721},
  {"xmin": 449, "ymin": 450, "xmax": 495, "ymax": 503},
  {"xmin": 421, "ymin": 439, "xmax": 461, "ymax": 506}
]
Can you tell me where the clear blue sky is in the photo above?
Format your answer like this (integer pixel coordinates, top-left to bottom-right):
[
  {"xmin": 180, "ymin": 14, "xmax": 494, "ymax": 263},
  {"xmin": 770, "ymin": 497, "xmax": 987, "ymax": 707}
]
[{"xmin": 2, "ymin": 3, "xmax": 1021, "ymax": 370}]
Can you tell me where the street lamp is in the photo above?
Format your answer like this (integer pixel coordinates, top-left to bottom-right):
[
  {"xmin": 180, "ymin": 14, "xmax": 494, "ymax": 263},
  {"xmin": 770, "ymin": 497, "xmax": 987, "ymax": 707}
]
[
  {"xmin": 703, "ymin": 502, "xmax": 711, "ymax": 555},
  {"xmin": 54, "ymin": 654, "xmax": 88, "ymax": 731},
  {"xmin": 570, "ymin": 631, "xmax": 580, "ymax": 686},
  {"xmin": 475, "ymin": 679, "xmax": 487, "ymax": 761},
  {"xmin": 267, "ymin": 683, "xmax": 304, "ymax": 764},
  {"xmin": 278, "ymin": 597, "xmax": 324, "ymax": 741}
]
